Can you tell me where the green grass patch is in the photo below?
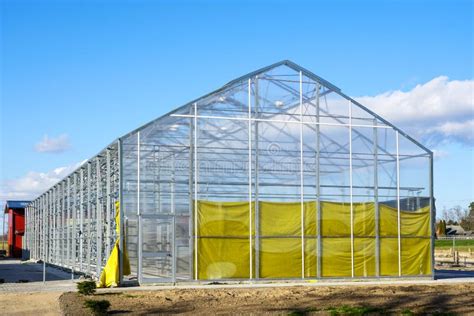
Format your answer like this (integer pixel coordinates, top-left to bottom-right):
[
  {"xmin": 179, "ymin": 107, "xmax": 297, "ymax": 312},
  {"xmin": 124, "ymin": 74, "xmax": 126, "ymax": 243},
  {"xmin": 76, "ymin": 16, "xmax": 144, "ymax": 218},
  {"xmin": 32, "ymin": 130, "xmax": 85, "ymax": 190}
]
[
  {"xmin": 287, "ymin": 308, "xmax": 319, "ymax": 315},
  {"xmin": 77, "ymin": 280, "xmax": 97, "ymax": 296},
  {"xmin": 84, "ymin": 299, "xmax": 111, "ymax": 316},
  {"xmin": 326, "ymin": 305, "xmax": 385, "ymax": 315},
  {"xmin": 435, "ymin": 239, "xmax": 474, "ymax": 250}
]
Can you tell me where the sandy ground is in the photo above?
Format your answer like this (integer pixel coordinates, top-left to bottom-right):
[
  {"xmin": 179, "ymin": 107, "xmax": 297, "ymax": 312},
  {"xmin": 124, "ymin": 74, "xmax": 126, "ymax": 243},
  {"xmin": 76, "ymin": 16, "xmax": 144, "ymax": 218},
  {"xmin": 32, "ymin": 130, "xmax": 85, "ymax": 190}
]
[
  {"xmin": 59, "ymin": 283, "xmax": 474, "ymax": 315},
  {"xmin": 1, "ymin": 259, "xmax": 473, "ymax": 315},
  {"xmin": 0, "ymin": 292, "xmax": 63, "ymax": 316}
]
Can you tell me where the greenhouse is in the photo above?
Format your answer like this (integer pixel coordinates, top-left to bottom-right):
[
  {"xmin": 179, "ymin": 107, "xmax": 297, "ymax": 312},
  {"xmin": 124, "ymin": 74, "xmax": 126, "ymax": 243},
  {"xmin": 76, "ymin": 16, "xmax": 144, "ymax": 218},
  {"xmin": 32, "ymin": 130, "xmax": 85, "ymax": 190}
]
[{"xmin": 24, "ymin": 60, "xmax": 434, "ymax": 285}]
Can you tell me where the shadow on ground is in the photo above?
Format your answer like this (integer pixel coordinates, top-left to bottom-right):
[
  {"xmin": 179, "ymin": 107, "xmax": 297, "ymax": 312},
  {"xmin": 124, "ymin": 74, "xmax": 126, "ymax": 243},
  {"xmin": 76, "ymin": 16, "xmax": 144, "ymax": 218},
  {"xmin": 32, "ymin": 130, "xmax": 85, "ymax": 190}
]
[{"xmin": 0, "ymin": 258, "xmax": 76, "ymax": 283}]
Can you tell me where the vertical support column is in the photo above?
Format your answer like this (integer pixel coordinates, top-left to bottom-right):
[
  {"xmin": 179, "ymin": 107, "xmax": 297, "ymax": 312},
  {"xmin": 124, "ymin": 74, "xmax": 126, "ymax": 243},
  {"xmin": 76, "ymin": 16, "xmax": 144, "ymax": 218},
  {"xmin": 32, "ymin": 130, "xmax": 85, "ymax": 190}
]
[
  {"xmin": 72, "ymin": 175, "xmax": 77, "ymax": 273},
  {"xmin": 45, "ymin": 192, "xmax": 49, "ymax": 263},
  {"xmin": 42, "ymin": 195, "xmax": 46, "ymax": 262},
  {"xmin": 33, "ymin": 203, "xmax": 35, "ymax": 259},
  {"xmin": 48, "ymin": 191, "xmax": 52, "ymax": 263},
  {"xmin": 67, "ymin": 177, "xmax": 71, "ymax": 269},
  {"xmin": 171, "ymin": 153, "xmax": 177, "ymax": 283},
  {"xmin": 34, "ymin": 201, "xmax": 37, "ymax": 259},
  {"xmin": 50, "ymin": 190, "xmax": 54, "ymax": 264},
  {"xmin": 193, "ymin": 102, "xmax": 198, "ymax": 280},
  {"xmin": 188, "ymin": 106, "xmax": 194, "ymax": 279},
  {"xmin": 429, "ymin": 153, "xmax": 434, "ymax": 279},
  {"xmin": 106, "ymin": 149, "xmax": 112, "ymax": 257},
  {"xmin": 247, "ymin": 78, "xmax": 253, "ymax": 280},
  {"xmin": 55, "ymin": 187, "xmax": 58, "ymax": 265},
  {"xmin": 349, "ymin": 102, "xmax": 354, "ymax": 278},
  {"xmin": 254, "ymin": 76, "xmax": 260, "ymax": 279},
  {"xmin": 118, "ymin": 139, "xmax": 124, "ymax": 284},
  {"xmin": 299, "ymin": 71, "xmax": 305, "ymax": 279},
  {"xmin": 396, "ymin": 131, "xmax": 401, "ymax": 277},
  {"xmin": 55, "ymin": 186, "xmax": 58, "ymax": 265},
  {"xmin": 373, "ymin": 119, "xmax": 380, "ymax": 277},
  {"xmin": 96, "ymin": 157, "xmax": 103, "ymax": 277},
  {"xmin": 137, "ymin": 132, "xmax": 142, "ymax": 284},
  {"xmin": 87, "ymin": 163, "xmax": 92, "ymax": 275},
  {"xmin": 54, "ymin": 187, "xmax": 57, "ymax": 265},
  {"xmin": 80, "ymin": 169, "xmax": 84, "ymax": 272},
  {"xmin": 315, "ymin": 83, "xmax": 321, "ymax": 278},
  {"xmin": 62, "ymin": 181, "xmax": 66, "ymax": 267}
]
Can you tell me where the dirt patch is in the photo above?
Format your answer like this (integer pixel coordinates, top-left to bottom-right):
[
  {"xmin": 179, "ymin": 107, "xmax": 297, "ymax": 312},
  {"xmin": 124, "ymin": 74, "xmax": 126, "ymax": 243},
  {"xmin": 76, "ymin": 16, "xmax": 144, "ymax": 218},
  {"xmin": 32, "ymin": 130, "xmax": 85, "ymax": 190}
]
[
  {"xmin": 59, "ymin": 283, "xmax": 474, "ymax": 315},
  {"xmin": 0, "ymin": 292, "xmax": 62, "ymax": 315}
]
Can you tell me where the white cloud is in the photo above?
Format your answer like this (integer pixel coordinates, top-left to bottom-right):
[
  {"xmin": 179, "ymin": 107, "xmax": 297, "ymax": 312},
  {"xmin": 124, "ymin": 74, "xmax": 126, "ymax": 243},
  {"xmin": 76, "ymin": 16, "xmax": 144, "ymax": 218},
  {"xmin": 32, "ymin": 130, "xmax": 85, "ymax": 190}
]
[
  {"xmin": 0, "ymin": 162, "xmax": 84, "ymax": 203},
  {"xmin": 355, "ymin": 76, "xmax": 474, "ymax": 146},
  {"xmin": 35, "ymin": 134, "xmax": 71, "ymax": 153}
]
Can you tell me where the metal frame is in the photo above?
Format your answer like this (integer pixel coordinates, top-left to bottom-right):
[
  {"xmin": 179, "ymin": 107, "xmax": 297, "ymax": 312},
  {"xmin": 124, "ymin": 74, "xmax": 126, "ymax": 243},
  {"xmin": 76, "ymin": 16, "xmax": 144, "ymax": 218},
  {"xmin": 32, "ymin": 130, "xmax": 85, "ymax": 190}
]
[{"xmin": 23, "ymin": 61, "xmax": 433, "ymax": 284}]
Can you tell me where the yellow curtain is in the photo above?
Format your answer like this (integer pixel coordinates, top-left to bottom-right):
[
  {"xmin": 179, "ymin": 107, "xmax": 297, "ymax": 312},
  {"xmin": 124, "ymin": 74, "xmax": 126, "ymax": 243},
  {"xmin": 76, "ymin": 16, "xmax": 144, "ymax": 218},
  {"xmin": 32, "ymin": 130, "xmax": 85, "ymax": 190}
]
[
  {"xmin": 195, "ymin": 200, "xmax": 431, "ymax": 280},
  {"xmin": 98, "ymin": 201, "xmax": 131, "ymax": 288},
  {"xmin": 196, "ymin": 201, "xmax": 254, "ymax": 279}
]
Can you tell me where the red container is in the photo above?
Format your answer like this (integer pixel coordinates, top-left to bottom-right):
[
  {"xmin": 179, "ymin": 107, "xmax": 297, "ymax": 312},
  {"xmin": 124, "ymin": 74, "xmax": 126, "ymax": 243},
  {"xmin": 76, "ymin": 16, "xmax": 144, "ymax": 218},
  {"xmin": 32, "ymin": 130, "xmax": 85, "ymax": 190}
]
[{"xmin": 4, "ymin": 201, "xmax": 29, "ymax": 258}]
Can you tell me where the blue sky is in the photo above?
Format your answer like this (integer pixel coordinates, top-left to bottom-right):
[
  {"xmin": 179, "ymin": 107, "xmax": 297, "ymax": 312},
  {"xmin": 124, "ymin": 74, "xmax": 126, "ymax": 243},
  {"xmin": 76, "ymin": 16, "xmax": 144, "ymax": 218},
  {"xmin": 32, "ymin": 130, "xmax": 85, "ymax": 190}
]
[{"xmin": 1, "ymin": 0, "xmax": 473, "ymax": 213}]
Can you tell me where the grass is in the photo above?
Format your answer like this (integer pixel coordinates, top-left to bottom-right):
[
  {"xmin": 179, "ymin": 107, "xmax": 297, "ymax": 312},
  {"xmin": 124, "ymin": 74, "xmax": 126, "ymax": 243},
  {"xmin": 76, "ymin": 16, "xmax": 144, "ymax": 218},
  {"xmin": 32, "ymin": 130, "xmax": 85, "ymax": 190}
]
[
  {"xmin": 326, "ymin": 306, "xmax": 385, "ymax": 315},
  {"xmin": 288, "ymin": 306, "xmax": 385, "ymax": 316},
  {"xmin": 435, "ymin": 239, "xmax": 474, "ymax": 251}
]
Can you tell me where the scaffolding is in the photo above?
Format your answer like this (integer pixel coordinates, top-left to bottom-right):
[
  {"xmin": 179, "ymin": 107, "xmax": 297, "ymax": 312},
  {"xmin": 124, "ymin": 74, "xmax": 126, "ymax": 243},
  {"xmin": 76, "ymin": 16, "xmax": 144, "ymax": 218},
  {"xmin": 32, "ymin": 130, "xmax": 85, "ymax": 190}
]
[{"xmin": 24, "ymin": 60, "xmax": 434, "ymax": 284}]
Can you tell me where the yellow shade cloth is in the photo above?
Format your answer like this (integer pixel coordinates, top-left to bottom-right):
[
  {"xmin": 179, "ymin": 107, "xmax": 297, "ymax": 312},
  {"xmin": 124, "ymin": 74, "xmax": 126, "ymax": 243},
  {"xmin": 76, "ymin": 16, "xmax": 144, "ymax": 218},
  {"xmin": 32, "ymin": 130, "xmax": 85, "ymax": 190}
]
[
  {"xmin": 98, "ymin": 201, "xmax": 131, "ymax": 288},
  {"xmin": 194, "ymin": 200, "xmax": 431, "ymax": 280}
]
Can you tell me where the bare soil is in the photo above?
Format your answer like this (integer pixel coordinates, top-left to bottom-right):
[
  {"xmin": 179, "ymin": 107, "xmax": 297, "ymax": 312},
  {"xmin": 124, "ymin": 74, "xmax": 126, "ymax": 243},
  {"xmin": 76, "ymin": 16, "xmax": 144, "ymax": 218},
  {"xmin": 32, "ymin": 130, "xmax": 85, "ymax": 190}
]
[
  {"xmin": 0, "ymin": 292, "xmax": 62, "ymax": 315},
  {"xmin": 60, "ymin": 283, "xmax": 474, "ymax": 315}
]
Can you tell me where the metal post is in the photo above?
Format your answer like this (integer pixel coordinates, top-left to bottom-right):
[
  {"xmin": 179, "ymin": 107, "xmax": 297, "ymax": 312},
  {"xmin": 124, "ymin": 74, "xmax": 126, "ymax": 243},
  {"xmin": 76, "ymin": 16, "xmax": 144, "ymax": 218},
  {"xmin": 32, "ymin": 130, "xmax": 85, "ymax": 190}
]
[
  {"xmin": 118, "ymin": 139, "xmax": 124, "ymax": 284},
  {"xmin": 72, "ymin": 174, "xmax": 77, "ymax": 278},
  {"xmin": 315, "ymin": 83, "xmax": 321, "ymax": 278},
  {"xmin": 42, "ymin": 195, "xmax": 46, "ymax": 283},
  {"xmin": 396, "ymin": 131, "xmax": 401, "ymax": 276},
  {"xmin": 171, "ymin": 153, "xmax": 177, "ymax": 283},
  {"xmin": 62, "ymin": 181, "xmax": 66, "ymax": 268},
  {"xmin": 96, "ymin": 157, "xmax": 102, "ymax": 278},
  {"xmin": 193, "ymin": 102, "xmax": 198, "ymax": 280},
  {"xmin": 349, "ymin": 102, "xmax": 354, "ymax": 278},
  {"xmin": 87, "ymin": 163, "xmax": 91, "ymax": 275},
  {"xmin": 47, "ymin": 192, "xmax": 50, "ymax": 264},
  {"xmin": 80, "ymin": 170, "xmax": 84, "ymax": 272},
  {"xmin": 106, "ymin": 149, "xmax": 112, "ymax": 258},
  {"xmin": 299, "ymin": 71, "xmax": 305, "ymax": 279},
  {"xmin": 137, "ymin": 132, "xmax": 142, "ymax": 283},
  {"xmin": 254, "ymin": 76, "xmax": 260, "ymax": 279},
  {"xmin": 373, "ymin": 119, "xmax": 380, "ymax": 277},
  {"xmin": 188, "ymin": 105, "xmax": 194, "ymax": 280},
  {"xmin": 248, "ymin": 78, "xmax": 253, "ymax": 280},
  {"xmin": 429, "ymin": 153, "xmax": 434, "ymax": 279}
]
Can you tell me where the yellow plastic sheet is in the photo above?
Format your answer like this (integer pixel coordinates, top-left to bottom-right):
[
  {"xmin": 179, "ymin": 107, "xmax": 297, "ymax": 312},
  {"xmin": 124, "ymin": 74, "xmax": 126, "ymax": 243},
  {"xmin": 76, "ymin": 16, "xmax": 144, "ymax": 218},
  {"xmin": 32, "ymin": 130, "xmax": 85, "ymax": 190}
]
[
  {"xmin": 380, "ymin": 238, "xmax": 399, "ymax": 276},
  {"xmin": 198, "ymin": 238, "xmax": 251, "ymax": 279},
  {"xmin": 198, "ymin": 201, "xmax": 254, "ymax": 237},
  {"xmin": 98, "ymin": 202, "xmax": 131, "ymax": 287},
  {"xmin": 321, "ymin": 202, "xmax": 375, "ymax": 237},
  {"xmin": 380, "ymin": 205, "xmax": 430, "ymax": 237},
  {"xmin": 196, "ymin": 201, "xmax": 253, "ymax": 279},
  {"xmin": 259, "ymin": 201, "xmax": 316, "ymax": 237},
  {"xmin": 195, "ymin": 200, "xmax": 431, "ymax": 280},
  {"xmin": 401, "ymin": 238, "xmax": 431, "ymax": 275}
]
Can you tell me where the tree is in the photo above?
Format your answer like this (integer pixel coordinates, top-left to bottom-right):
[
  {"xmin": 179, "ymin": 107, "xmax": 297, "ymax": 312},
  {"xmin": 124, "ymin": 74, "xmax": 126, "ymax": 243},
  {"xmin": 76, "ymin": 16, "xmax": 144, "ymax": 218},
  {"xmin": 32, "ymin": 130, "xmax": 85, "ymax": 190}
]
[{"xmin": 460, "ymin": 201, "xmax": 474, "ymax": 231}]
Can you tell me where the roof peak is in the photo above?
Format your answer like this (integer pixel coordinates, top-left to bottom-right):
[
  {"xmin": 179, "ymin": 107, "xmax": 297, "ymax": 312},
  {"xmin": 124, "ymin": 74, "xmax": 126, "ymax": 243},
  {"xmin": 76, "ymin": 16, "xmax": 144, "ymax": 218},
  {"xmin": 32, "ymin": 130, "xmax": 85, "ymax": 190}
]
[{"xmin": 223, "ymin": 59, "xmax": 341, "ymax": 93}]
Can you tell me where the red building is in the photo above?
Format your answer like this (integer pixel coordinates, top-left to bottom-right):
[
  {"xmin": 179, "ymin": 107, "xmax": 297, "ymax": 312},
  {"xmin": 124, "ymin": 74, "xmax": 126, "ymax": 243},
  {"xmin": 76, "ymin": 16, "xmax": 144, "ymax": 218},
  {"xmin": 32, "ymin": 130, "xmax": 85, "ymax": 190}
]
[{"xmin": 3, "ymin": 201, "xmax": 29, "ymax": 258}]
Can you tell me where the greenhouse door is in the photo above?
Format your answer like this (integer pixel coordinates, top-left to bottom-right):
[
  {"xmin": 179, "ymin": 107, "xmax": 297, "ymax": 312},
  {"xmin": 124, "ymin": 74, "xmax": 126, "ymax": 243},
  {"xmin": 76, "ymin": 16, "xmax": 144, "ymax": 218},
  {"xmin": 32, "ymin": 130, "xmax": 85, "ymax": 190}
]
[{"xmin": 140, "ymin": 214, "xmax": 175, "ymax": 283}]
